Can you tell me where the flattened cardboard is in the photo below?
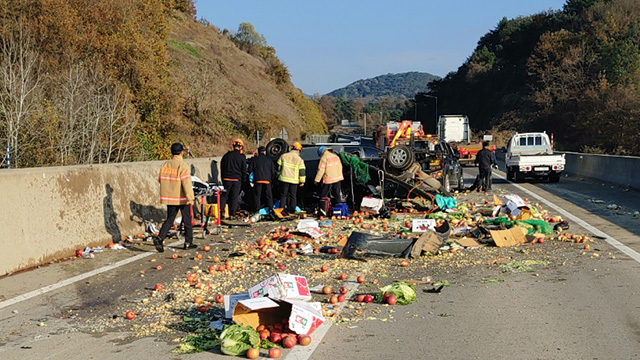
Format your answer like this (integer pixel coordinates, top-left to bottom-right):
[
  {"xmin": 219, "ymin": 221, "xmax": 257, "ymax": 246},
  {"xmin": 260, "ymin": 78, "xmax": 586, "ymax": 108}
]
[
  {"xmin": 232, "ymin": 298, "xmax": 325, "ymax": 336},
  {"xmin": 456, "ymin": 237, "xmax": 482, "ymax": 248},
  {"xmin": 224, "ymin": 293, "xmax": 251, "ymax": 319},
  {"xmin": 490, "ymin": 227, "xmax": 527, "ymax": 247},
  {"xmin": 420, "ymin": 231, "xmax": 442, "ymax": 254}
]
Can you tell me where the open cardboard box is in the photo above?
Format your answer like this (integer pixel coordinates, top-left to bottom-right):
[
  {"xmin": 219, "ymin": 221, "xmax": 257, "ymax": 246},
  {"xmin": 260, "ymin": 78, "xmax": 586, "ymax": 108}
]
[
  {"xmin": 232, "ymin": 297, "xmax": 325, "ymax": 335},
  {"xmin": 248, "ymin": 273, "xmax": 312, "ymax": 301},
  {"xmin": 490, "ymin": 227, "xmax": 527, "ymax": 247}
]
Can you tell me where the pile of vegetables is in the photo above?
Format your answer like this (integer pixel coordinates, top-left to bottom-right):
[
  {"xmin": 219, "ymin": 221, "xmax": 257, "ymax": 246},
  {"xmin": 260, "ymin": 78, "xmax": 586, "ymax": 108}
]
[{"xmin": 375, "ymin": 281, "xmax": 417, "ymax": 305}]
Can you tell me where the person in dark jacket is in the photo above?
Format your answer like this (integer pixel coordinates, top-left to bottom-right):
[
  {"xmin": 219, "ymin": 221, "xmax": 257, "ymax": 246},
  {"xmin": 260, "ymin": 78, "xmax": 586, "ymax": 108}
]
[
  {"xmin": 475, "ymin": 141, "xmax": 497, "ymax": 191},
  {"xmin": 248, "ymin": 146, "xmax": 276, "ymax": 214},
  {"xmin": 220, "ymin": 139, "xmax": 247, "ymax": 219}
]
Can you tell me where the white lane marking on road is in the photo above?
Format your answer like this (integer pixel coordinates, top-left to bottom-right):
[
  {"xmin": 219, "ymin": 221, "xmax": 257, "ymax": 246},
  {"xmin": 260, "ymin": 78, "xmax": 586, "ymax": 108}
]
[
  {"xmin": 0, "ymin": 241, "xmax": 181, "ymax": 311},
  {"xmin": 494, "ymin": 172, "xmax": 640, "ymax": 264},
  {"xmin": 285, "ymin": 266, "xmax": 370, "ymax": 360}
]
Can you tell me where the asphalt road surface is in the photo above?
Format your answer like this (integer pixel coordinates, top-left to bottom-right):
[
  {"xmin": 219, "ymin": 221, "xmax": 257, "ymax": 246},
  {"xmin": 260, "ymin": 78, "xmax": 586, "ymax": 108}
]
[{"xmin": 1, "ymin": 166, "xmax": 639, "ymax": 360}]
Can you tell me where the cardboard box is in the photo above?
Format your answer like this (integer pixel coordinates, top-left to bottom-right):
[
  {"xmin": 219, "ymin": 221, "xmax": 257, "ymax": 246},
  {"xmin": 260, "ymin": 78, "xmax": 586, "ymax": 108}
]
[
  {"xmin": 248, "ymin": 273, "xmax": 312, "ymax": 301},
  {"xmin": 360, "ymin": 196, "xmax": 384, "ymax": 214},
  {"xmin": 224, "ymin": 293, "xmax": 251, "ymax": 319},
  {"xmin": 504, "ymin": 195, "xmax": 528, "ymax": 216},
  {"xmin": 296, "ymin": 219, "xmax": 323, "ymax": 239},
  {"xmin": 412, "ymin": 219, "xmax": 436, "ymax": 233},
  {"xmin": 490, "ymin": 227, "xmax": 527, "ymax": 247},
  {"xmin": 232, "ymin": 297, "xmax": 325, "ymax": 335}
]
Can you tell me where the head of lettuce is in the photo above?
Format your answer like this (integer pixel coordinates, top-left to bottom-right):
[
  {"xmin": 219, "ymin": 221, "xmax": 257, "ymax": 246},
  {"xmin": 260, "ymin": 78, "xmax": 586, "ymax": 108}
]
[{"xmin": 220, "ymin": 324, "xmax": 261, "ymax": 356}]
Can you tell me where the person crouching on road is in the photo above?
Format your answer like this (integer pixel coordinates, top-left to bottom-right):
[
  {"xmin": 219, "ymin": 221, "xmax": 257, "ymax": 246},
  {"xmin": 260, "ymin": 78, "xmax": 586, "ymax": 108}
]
[
  {"xmin": 154, "ymin": 143, "xmax": 196, "ymax": 252},
  {"xmin": 220, "ymin": 139, "xmax": 247, "ymax": 219},
  {"xmin": 249, "ymin": 146, "xmax": 276, "ymax": 217},
  {"xmin": 277, "ymin": 142, "xmax": 305, "ymax": 215},
  {"xmin": 314, "ymin": 146, "xmax": 344, "ymax": 212}
]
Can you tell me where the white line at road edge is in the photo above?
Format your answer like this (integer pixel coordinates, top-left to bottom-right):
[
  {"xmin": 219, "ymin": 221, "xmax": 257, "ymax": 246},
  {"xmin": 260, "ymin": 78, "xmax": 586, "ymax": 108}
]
[
  {"xmin": 494, "ymin": 172, "xmax": 640, "ymax": 264},
  {"xmin": 0, "ymin": 241, "xmax": 181, "ymax": 311}
]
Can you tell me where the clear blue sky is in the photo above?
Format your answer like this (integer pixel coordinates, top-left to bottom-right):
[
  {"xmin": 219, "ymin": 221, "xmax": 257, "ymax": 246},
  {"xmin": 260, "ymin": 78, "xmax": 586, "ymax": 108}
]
[{"xmin": 196, "ymin": 0, "xmax": 568, "ymax": 95}]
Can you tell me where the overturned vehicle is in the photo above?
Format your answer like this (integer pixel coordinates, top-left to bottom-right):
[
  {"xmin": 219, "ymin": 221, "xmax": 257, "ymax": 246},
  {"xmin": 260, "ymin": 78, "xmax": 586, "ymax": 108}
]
[{"xmin": 265, "ymin": 130, "xmax": 461, "ymax": 215}]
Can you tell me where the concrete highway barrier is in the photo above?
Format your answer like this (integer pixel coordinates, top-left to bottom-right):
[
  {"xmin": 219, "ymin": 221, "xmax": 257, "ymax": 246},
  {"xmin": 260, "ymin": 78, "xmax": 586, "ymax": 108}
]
[
  {"xmin": 561, "ymin": 152, "xmax": 640, "ymax": 190},
  {"xmin": 0, "ymin": 157, "xmax": 220, "ymax": 276},
  {"xmin": 2, "ymin": 149, "xmax": 638, "ymax": 276}
]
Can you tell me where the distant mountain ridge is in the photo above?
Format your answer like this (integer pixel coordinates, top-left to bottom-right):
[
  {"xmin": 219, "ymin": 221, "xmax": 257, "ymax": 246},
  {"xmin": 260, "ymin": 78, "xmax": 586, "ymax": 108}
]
[{"xmin": 326, "ymin": 71, "xmax": 440, "ymax": 99}]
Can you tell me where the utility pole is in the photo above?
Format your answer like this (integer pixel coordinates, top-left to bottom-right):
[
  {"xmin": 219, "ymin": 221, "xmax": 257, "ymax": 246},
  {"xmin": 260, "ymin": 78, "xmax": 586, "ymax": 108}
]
[{"xmin": 363, "ymin": 113, "xmax": 367, "ymax": 136}]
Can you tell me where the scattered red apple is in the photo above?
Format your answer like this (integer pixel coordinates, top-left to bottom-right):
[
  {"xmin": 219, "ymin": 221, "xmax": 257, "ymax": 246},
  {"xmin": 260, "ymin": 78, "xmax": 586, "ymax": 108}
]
[
  {"xmin": 269, "ymin": 347, "xmax": 281, "ymax": 358},
  {"xmin": 357, "ymin": 276, "xmax": 365, "ymax": 284},
  {"xmin": 125, "ymin": 310, "xmax": 135, "ymax": 320},
  {"xmin": 203, "ymin": 245, "xmax": 211, "ymax": 252},
  {"xmin": 329, "ymin": 295, "xmax": 338, "ymax": 304},
  {"xmin": 338, "ymin": 273, "xmax": 347, "ymax": 280},
  {"xmin": 339, "ymin": 286, "xmax": 348, "ymax": 294},
  {"xmin": 386, "ymin": 295, "xmax": 397, "ymax": 305},
  {"xmin": 171, "ymin": 253, "xmax": 178, "ymax": 260},
  {"xmin": 154, "ymin": 284, "xmax": 163, "ymax": 291},
  {"xmin": 298, "ymin": 335, "xmax": 312, "ymax": 346},
  {"xmin": 215, "ymin": 294, "xmax": 224, "ymax": 303},
  {"xmin": 356, "ymin": 294, "xmax": 365, "ymax": 302},
  {"xmin": 337, "ymin": 294, "xmax": 346, "ymax": 302},
  {"xmin": 282, "ymin": 336, "xmax": 296, "ymax": 348},
  {"xmin": 246, "ymin": 347, "xmax": 259, "ymax": 359},
  {"xmin": 320, "ymin": 265, "xmax": 329, "ymax": 272},
  {"xmin": 322, "ymin": 286, "xmax": 332, "ymax": 295},
  {"xmin": 270, "ymin": 332, "xmax": 282, "ymax": 344},
  {"xmin": 278, "ymin": 263, "xmax": 286, "ymax": 270},
  {"xmin": 400, "ymin": 260, "xmax": 409, "ymax": 267},
  {"xmin": 364, "ymin": 295, "xmax": 374, "ymax": 303},
  {"xmin": 198, "ymin": 305, "xmax": 207, "ymax": 313}
]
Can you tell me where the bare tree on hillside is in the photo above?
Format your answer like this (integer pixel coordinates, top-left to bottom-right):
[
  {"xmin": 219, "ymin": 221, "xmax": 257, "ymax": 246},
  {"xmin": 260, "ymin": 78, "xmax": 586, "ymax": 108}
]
[
  {"xmin": 0, "ymin": 20, "xmax": 41, "ymax": 168},
  {"xmin": 54, "ymin": 62, "xmax": 138, "ymax": 165},
  {"xmin": 184, "ymin": 61, "xmax": 216, "ymax": 123}
]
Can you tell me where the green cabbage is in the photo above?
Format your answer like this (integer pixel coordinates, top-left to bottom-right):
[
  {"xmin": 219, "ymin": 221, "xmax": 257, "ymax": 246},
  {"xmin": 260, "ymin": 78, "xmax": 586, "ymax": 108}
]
[
  {"xmin": 375, "ymin": 281, "xmax": 417, "ymax": 305},
  {"xmin": 220, "ymin": 324, "xmax": 260, "ymax": 356}
]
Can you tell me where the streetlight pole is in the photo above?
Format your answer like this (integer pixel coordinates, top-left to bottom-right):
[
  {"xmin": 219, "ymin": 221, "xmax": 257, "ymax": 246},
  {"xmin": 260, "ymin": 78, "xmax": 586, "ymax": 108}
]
[{"xmin": 422, "ymin": 95, "xmax": 438, "ymax": 122}]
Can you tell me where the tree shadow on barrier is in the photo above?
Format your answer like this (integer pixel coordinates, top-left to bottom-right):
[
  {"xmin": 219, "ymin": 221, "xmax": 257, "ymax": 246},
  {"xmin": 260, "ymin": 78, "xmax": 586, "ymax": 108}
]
[{"xmin": 104, "ymin": 184, "xmax": 122, "ymax": 243}]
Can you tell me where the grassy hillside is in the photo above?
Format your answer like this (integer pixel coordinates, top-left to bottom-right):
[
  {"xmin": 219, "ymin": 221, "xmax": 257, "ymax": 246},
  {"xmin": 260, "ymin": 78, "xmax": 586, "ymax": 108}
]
[{"xmin": 165, "ymin": 13, "xmax": 327, "ymax": 156}]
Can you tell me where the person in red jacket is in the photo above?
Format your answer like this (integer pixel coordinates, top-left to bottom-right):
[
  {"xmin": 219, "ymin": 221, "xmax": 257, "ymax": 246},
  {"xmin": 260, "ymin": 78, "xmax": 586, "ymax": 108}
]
[
  {"xmin": 220, "ymin": 139, "xmax": 247, "ymax": 219},
  {"xmin": 154, "ymin": 143, "xmax": 195, "ymax": 252}
]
